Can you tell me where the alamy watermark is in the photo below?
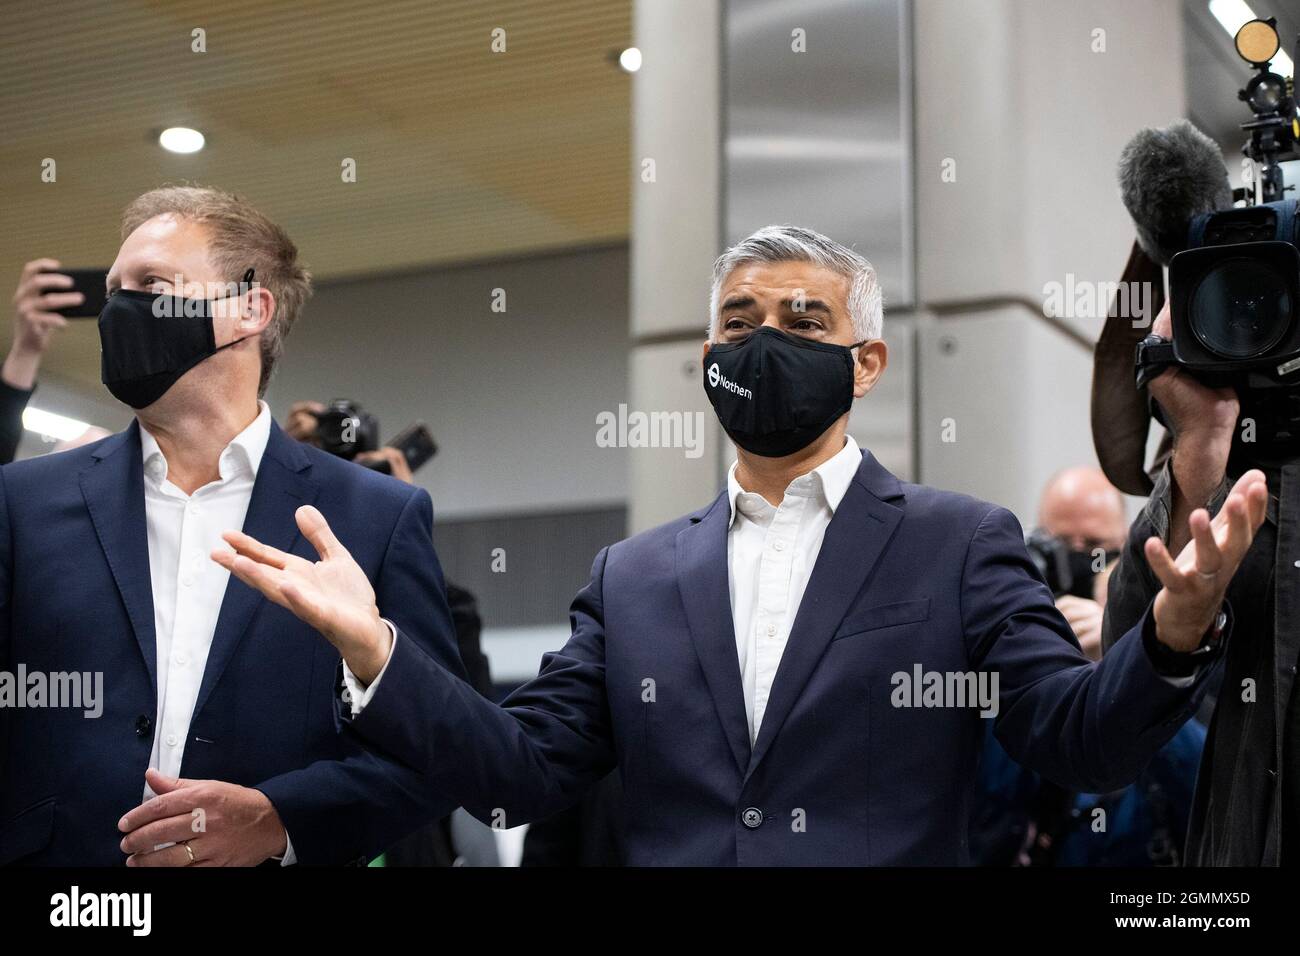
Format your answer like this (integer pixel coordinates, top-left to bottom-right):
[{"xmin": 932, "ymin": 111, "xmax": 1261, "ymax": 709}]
[
  {"xmin": 596, "ymin": 405, "xmax": 705, "ymax": 459},
  {"xmin": 1041, "ymin": 275, "xmax": 1155, "ymax": 328},
  {"xmin": 891, "ymin": 665, "xmax": 999, "ymax": 718},
  {"xmin": 50, "ymin": 886, "xmax": 150, "ymax": 936},
  {"xmin": 0, "ymin": 666, "xmax": 103, "ymax": 718}
]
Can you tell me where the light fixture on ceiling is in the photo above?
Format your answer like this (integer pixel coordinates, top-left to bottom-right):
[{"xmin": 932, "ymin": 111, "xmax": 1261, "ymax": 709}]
[
  {"xmin": 159, "ymin": 126, "xmax": 206, "ymax": 154},
  {"xmin": 22, "ymin": 406, "xmax": 91, "ymax": 443},
  {"xmin": 617, "ymin": 47, "xmax": 641, "ymax": 73}
]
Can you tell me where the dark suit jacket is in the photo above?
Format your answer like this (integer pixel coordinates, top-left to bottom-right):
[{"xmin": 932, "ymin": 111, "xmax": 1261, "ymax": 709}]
[
  {"xmin": 0, "ymin": 379, "xmax": 33, "ymax": 466},
  {"xmin": 0, "ymin": 419, "xmax": 463, "ymax": 866},
  {"xmin": 346, "ymin": 449, "xmax": 1220, "ymax": 865}
]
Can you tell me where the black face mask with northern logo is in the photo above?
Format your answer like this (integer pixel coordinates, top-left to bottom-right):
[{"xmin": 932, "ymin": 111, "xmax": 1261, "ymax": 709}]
[
  {"xmin": 98, "ymin": 270, "xmax": 255, "ymax": 409},
  {"xmin": 703, "ymin": 326, "xmax": 865, "ymax": 458}
]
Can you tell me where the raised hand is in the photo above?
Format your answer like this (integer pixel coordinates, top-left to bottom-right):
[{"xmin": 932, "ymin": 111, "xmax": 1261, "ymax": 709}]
[
  {"xmin": 211, "ymin": 505, "xmax": 392, "ymax": 683},
  {"xmin": 1147, "ymin": 469, "xmax": 1268, "ymax": 652},
  {"xmin": 5, "ymin": 259, "xmax": 80, "ymax": 390}
]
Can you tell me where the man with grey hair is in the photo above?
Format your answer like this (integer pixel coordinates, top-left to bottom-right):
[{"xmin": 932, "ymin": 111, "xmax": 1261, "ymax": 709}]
[{"xmin": 219, "ymin": 224, "xmax": 1265, "ymax": 865}]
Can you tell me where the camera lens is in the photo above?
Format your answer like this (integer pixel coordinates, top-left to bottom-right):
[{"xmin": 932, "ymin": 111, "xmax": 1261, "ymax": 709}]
[{"xmin": 1189, "ymin": 258, "xmax": 1292, "ymax": 358}]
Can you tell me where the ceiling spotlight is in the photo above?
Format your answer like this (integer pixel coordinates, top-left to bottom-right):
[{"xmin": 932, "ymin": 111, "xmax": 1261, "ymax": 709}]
[
  {"xmin": 617, "ymin": 47, "xmax": 642, "ymax": 73},
  {"xmin": 159, "ymin": 127, "xmax": 205, "ymax": 154}
]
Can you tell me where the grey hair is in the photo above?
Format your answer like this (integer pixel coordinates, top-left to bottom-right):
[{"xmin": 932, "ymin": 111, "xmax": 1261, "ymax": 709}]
[{"xmin": 708, "ymin": 224, "xmax": 883, "ymax": 341}]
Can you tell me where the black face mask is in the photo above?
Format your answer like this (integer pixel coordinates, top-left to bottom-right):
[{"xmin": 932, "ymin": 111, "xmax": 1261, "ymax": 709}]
[
  {"xmin": 99, "ymin": 270, "xmax": 255, "ymax": 409},
  {"xmin": 703, "ymin": 326, "xmax": 865, "ymax": 458}
]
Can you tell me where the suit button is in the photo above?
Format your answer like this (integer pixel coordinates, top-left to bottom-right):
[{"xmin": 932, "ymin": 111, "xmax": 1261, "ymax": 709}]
[
  {"xmin": 135, "ymin": 715, "xmax": 153, "ymax": 738},
  {"xmin": 742, "ymin": 807, "xmax": 763, "ymax": 828}
]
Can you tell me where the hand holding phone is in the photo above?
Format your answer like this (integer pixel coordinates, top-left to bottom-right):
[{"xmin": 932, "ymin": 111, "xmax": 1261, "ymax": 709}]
[
  {"xmin": 386, "ymin": 422, "xmax": 438, "ymax": 473},
  {"xmin": 37, "ymin": 266, "xmax": 109, "ymax": 319}
]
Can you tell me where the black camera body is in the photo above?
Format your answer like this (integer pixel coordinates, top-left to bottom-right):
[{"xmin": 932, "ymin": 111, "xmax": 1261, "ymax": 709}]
[
  {"xmin": 1165, "ymin": 199, "xmax": 1300, "ymax": 390},
  {"xmin": 312, "ymin": 398, "xmax": 439, "ymax": 476},
  {"xmin": 1130, "ymin": 17, "xmax": 1300, "ymax": 445},
  {"xmin": 315, "ymin": 399, "xmax": 381, "ymax": 461},
  {"xmin": 1024, "ymin": 528, "xmax": 1074, "ymax": 600}
]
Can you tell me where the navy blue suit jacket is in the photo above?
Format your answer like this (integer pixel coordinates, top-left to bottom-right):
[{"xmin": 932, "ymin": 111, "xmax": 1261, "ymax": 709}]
[
  {"xmin": 0, "ymin": 420, "xmax": 463, "ymax": 866},
  {"xmin": 351, "ymin": 450, "xmax": 1218, "ymax": 865}
]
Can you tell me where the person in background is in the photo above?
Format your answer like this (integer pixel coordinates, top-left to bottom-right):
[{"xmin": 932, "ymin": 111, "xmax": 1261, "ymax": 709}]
[
  {"xmin": 2, "ymin": 260, "xmax": 82, "ymax": 464},
  {"xmin": 284, "ymin": 398, "xmax": 497, "ymax": 866},
  {"xmin": 1036, "ymin": 467, "xmax": 1128, "ymax": 660},
  {"xmin": 970, "ymin": 466, "xmax": 1206, "ymax": 866}
]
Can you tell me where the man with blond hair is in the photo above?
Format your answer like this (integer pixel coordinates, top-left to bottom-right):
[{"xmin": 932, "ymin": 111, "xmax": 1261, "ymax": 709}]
[{"xmin": 0, "ymin": 185, "xmax": 463, "ymax": 866}]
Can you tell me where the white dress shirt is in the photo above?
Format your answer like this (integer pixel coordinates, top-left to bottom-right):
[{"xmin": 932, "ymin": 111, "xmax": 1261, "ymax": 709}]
[
  {"xmin": 139, "ymin": 401, "xmax": 294, "ymax": 862},
  {"xmin": 349, "ymin": 438, "xmax": 867, "ymax": 742},
  {"xmin": 726, "ymin": 435, "xmax": 862, "ymax": 744}
]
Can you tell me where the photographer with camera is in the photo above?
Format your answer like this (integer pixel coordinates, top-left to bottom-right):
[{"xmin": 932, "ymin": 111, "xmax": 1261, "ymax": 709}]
[
  {"xmin": 1095, "ymin": 19, "xmax": 1300, "ymax": 865},
  {"xmin": 285, "ymin": 400, "xmax": 415, "ymax": 482},
  {"xmin": 1028, "ymin": 467, "xmax": 1128, "ymax": 660},
  {"xmin": 1102, "ymin": 301, "xmax": 1282, "ymax": 865}
]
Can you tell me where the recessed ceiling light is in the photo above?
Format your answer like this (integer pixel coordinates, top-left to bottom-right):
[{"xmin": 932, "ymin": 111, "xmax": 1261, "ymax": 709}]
[
  {"xmin": 618, "ymin": 47, "xmax": 642, "ymax": 73},
  {"xmin": 159, "ymin": 126, "xmax": 205, "ymax": 154}
]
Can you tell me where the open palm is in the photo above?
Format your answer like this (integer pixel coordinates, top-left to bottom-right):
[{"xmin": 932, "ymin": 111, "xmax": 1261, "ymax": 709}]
[
  {"xmin": 211, "ymin": 505, "xmax": 389, "ymax": 675},
  {"xmin": 1146, "ymin": 469, "xmax": 1268, "ymax": 652}
]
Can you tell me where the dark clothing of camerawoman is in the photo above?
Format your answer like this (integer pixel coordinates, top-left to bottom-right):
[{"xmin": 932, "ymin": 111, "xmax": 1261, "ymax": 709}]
[{"xmin": 1102, "ymin": 458, "xmax": 1295, "ymax": 865}]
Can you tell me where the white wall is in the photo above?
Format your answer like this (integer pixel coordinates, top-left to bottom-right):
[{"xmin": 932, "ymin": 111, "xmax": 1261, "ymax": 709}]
[{"xmin": 266, "ymin": 245, "xmax": 630, "ymax": 520}]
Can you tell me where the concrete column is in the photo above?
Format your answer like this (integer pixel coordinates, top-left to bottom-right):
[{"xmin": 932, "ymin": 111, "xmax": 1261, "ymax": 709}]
[
  {"xmin": 913, "ymin": 0, "xmax": 1186, "ymax": 521},
  {"xmin": 628, "ymin": 0, "xmax": 725, "ymax": 534}
]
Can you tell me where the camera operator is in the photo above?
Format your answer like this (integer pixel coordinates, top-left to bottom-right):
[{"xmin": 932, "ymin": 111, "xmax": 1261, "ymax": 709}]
[
  {"xmin": 285, "ymin": 399, "xmax": 414, "ymax": 481},
  {"xmin": 1101, "ymin": 299, "xmax": 1285, "ymax": 865},
  {"xmin": 2, "ymin": 259, "xmax": 81, "ymax": 463}
]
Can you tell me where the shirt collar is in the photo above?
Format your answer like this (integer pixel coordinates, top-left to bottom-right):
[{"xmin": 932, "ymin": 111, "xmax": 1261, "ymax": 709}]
[
  {"xmin": 140, "ymin": 400, "xmax": 273, "ymax": 487},
  {"xmin": 727, "ymin": 435, "xmax": 863, "ymax": 526}
]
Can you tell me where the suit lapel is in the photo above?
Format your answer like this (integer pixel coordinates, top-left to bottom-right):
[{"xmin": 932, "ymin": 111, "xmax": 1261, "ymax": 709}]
[
  {"xmin": 676, "ymin": 492, "xmax": 751, "ymax": 774},
  {"xmin": 80, "ymin": 422, "xmax": 157, "ymax": 690},
  {"xmin": 192, "ymin": 423, "xmax": 318, "ymax": 718},
  {"xmin": 745, "ymin": 451, "xmax": 905, "ymax": 779}
]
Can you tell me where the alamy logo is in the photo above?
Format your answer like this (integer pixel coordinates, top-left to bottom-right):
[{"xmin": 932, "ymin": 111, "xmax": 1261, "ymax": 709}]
[
  {"xmin": 891, "ymin": 666, "xmax": 999, "ymax": 718},
  {"xmin": 50, "ymin": 886, "xmax": 151, "ymax": 936},
  {"xmin": 0, "ymin": 666, "xmax": 102, "ymax": 718},
  {"xmin": 708, "ymin": 362, "xmax": 752, "ymax": 400}
]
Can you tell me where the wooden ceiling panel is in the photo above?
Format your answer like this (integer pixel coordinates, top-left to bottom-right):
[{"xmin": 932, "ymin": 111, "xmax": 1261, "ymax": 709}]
[{"xmin": 0, "ymin": 0, "xmax": 631, "ymax": 387}]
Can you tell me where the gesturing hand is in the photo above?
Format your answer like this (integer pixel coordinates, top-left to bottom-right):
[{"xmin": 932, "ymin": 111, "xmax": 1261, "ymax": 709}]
[
  {"xmin": 1147, "ymin": 469, "xmax": 1268, "ymax": 652},
  {"xmin": 211, "ymin": 505, "xmax": 392, "ymax": 683}
]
